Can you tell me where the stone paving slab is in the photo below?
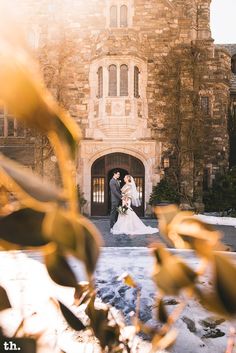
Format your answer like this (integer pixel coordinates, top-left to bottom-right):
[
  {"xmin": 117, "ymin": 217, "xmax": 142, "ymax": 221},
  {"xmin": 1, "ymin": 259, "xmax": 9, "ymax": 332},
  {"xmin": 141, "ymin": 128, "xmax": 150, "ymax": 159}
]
[
  {"xmin": 90, "ymin": 217, "xmax": 236, "ymax": 250},
  {"xmin": 91, "ymin": 217, "xmax": 163, "ymax": 247}
]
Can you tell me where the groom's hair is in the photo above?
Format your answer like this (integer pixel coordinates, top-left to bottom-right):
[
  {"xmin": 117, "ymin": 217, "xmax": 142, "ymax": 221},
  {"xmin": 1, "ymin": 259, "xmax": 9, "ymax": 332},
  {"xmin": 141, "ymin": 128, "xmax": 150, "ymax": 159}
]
[{"xmin": 113, "ymin": 170, "xmax": 119, "ymax": 175}]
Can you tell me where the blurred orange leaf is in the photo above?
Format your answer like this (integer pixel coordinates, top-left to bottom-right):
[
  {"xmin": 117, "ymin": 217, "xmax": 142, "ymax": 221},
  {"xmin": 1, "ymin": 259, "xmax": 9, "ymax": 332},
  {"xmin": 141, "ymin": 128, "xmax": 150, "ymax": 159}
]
[
  {"xmin": 153, "ymin": 245, "xmax": 197, "ymax": 295},
  {"xmin": 0, "ymin": 208, "xmax": 48, "ymax": 247},
  {"xmin": 0, "ymin": 285, "xmax": 11, "ymax": 311},
  {"xmin": 0, "ymin": 45, "xmax": 80, "ymax": 158},
  {"xmin": 43, "ymin": 210, "xmax": 102, "ymax": 276},
  {"xmin": 119, "ymin": 273, "xmax": 137, "ymax": 288},
  {"xmin": 44, "ymin": 244, "xmax": 78, "ymax": 287},
  {"xmin": 0, "ymin": 154, "xmax": 64, "ymax": 209},
  {"xmin": 58, "ymin": 301, "xmax": 86, "ymax": 331},
  {"xmin": 152, "ymin": 328, "xmax": 178, "ymax": 351}
]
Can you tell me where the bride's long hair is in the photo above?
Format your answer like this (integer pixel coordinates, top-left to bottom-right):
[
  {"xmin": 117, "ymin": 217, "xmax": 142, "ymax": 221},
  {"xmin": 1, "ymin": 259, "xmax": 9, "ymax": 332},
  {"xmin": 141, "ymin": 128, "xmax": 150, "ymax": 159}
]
[
  {"xmin": 126, "ymin": 175, "xmax": 141, "ymax": 207},
  {"xmin": 125, "ymin": 174, "xmax": 132, "ymax": 183}
]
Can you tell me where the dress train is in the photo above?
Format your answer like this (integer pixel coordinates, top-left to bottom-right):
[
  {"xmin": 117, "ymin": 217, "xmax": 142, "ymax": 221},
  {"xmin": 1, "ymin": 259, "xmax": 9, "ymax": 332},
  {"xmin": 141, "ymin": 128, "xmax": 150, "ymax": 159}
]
[{"xmin": 111, "ymin": 207, "xmax": 158, "ymax": 235}]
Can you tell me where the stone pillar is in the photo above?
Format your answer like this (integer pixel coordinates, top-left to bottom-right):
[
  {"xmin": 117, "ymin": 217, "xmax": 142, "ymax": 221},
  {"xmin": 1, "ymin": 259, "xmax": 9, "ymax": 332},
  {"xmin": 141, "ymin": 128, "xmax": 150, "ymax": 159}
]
[{"xmin": 196, "ymin": 0, "xmax": 212, "ymax": 40}]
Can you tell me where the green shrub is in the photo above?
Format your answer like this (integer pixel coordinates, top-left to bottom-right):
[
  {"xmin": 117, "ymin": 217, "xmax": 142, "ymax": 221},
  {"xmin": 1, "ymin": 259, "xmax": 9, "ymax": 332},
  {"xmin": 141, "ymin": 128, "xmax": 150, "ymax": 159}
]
[
  {"xmin": 77, "ymin": 184, "xmax": 87, "ymax": 210},
  {"xmin": 203, "ymin": 167, "xmax": 236, "ymax": 216},
  {"xmin": 149, "ymin": 179, "xmax": 180, "ymax": 205}
]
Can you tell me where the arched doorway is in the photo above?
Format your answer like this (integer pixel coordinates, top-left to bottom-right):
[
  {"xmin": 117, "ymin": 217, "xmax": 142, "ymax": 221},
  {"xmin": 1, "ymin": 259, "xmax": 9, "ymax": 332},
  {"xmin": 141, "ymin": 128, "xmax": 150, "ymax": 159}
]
[{"xmin": 91, "ymin": 153, "xmax": 145, "ymax": 216}]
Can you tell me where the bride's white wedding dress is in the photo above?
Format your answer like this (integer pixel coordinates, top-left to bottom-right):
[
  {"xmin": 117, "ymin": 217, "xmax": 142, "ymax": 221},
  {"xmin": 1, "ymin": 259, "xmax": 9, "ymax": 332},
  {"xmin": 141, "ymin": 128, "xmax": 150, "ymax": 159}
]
[{"xmin": 111, "ymin": 184, "xmax": 158, "ymax": 235}]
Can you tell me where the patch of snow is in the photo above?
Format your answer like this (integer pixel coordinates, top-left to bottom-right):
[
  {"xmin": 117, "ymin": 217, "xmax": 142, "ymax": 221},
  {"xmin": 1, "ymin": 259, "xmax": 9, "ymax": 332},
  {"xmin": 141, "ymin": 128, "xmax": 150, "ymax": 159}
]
[
  {"xmin": 197, "ymin": 214, "xmax": 236, "ymax": 227},
  {"xmin": 1, "ymin": 248, "xmax": 236, "ymax": 353}
]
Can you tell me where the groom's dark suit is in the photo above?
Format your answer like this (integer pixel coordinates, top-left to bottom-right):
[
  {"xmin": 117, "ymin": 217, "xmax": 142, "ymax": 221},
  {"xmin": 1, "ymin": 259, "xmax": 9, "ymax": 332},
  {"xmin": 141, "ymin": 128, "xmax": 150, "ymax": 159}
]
[{"xmin": 109, "ymin": 177, "xmax": 121, "ymax": 229}]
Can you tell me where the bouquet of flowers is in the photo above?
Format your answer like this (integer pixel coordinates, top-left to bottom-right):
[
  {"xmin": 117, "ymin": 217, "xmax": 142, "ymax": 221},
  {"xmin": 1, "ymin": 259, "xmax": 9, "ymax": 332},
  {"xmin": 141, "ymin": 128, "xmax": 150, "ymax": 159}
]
[{"xmin": 117, "ymin": 205, "xmax": 128, "ymax": 215}]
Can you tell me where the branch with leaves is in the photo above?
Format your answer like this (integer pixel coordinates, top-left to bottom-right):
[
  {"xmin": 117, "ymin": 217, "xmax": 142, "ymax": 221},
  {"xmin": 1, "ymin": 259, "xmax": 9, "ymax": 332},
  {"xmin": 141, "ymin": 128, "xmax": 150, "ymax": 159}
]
[{"xmin": 0, "ymin": 31, "xmax": 123, "ymax": 352}]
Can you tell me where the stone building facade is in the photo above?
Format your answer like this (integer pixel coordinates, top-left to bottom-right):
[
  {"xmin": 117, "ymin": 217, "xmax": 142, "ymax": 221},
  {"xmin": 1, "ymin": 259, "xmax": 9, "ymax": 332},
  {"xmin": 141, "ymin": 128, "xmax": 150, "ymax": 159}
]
[
  {"xmin": 217, "ymin": 44, "xmax": 236, "ymax": 167},
  {"xmin": 0, "ymin": 0, "xmax": 233, "ymax": 215}
]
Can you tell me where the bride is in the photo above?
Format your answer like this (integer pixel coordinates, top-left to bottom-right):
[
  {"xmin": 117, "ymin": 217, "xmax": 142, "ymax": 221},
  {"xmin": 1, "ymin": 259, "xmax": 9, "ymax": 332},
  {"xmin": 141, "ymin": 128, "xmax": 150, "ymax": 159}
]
[{"xmin": 111, "ymin": 175, "xmax": 158, "ymax": 235}]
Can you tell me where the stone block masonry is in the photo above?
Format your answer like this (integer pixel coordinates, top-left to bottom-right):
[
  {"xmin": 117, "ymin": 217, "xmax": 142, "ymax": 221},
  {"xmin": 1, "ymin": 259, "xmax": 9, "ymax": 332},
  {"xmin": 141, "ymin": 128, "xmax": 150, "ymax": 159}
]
[{"xmin": 0, "ymin": 0, "xmax": 232, "ymax": 214}]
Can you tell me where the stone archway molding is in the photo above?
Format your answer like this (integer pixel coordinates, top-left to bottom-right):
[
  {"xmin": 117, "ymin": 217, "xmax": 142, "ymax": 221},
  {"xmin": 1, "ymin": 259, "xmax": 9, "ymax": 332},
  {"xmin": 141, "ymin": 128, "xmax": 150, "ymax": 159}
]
[
  {"xmin": 78, "ymin": 140, "xmax": 160, "ymax": 215},
  {"xmin": 89, "ymin": 148, "xmax": 150, "ymax": 173}
]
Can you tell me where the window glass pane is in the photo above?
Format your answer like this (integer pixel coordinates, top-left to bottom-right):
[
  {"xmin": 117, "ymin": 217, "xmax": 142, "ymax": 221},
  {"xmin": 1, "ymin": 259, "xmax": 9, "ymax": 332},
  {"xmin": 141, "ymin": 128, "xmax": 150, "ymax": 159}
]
[
  {"xmin": 97, "ymin": 67, "xmax": 103, "ymax": 98},
  {"xmin": 16, "ymin": 120, "xmax": 25, "ymax": 137},
  {"xmin": 200, "ymin": 96, "xmax": 210, "ymax": 115},
  {"xmin": 92, "ymin": 177, "xmax": 105, "ymax": 203},
  {"xmin": 109, "ymin": 65, "xmax": 117, "ymax": 96},
  {"xmin": 134, "ymin": 66, "xmax": 140, "ymax": 98},
  {"xmin": 110, "ymin": 6, "xmax": 117, "ymax": 27},
  {"xmin": 120, "ymin": 5, "xmax": 128, "ymax": 27},
  {"xmin": 0, "ymin": 118, "xmax": 4, "ymax": 137},
  {"xmin": 232, "ymin": 55, "xmax": 236, "ymax": 74},
  {"xmin": 120, "ymin": 64, "xmax": 128, "ymax": 96},
  {"xmin": 7, "ymin": 117, "xmax": 15, "ymax": 136}
]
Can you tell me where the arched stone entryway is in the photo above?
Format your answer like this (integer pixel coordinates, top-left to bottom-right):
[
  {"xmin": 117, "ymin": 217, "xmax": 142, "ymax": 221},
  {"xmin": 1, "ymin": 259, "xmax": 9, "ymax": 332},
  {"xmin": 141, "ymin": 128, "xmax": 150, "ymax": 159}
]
[
  {"xmin": 78, "ymin": 139, "xmax": 160, "ymax": 216},
  {"xmin": 91, "ymin": 153, "xmax": 145, "ymax": 216}
]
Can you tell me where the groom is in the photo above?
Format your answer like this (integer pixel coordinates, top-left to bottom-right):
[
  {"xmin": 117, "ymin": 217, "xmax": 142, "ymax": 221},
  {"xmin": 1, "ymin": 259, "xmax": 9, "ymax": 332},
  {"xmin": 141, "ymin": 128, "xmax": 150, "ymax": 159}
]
[{"xmin": 109, "ymin": 170, "xmax": 121, "ymax": 230}]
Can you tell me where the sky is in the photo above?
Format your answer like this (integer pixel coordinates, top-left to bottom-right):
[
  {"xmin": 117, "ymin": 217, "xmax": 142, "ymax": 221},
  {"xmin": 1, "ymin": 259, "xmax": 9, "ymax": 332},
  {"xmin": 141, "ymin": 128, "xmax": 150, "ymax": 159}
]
[{"xmin": 210, "ymin": 0, "xmax": 236, "ymax": 44}]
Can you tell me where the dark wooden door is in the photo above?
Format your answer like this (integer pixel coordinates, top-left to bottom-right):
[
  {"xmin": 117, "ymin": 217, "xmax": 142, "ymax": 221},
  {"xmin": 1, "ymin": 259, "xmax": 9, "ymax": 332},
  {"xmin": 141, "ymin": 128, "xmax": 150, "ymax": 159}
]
[
  {"xmin": 91, "ymin": 153, "xmax": 145, "ymax": 216},
  {"xmin": 91, "ymin": 156, "xmax": 106, "ymax": 216}
]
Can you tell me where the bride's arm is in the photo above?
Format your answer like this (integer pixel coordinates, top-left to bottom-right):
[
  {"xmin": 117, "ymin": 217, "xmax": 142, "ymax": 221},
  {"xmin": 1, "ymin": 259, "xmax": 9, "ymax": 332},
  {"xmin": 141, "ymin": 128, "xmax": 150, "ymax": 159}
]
[{"xmin": 121, "ymin": 185, "xmax": 131, "ymax": 206}]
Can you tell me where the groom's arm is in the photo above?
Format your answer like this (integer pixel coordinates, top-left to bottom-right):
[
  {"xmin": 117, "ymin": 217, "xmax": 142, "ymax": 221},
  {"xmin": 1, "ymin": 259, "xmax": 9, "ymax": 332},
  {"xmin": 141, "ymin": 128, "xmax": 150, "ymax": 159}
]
[{"xmin": 110, "ymin": 180, "xmax": 121, "ymax": 200}]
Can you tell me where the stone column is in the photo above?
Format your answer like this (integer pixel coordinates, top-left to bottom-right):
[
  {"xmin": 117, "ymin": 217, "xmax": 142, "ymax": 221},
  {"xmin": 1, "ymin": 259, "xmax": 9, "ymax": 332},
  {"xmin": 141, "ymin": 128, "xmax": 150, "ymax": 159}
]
[{"xmin": 196, "ymin": 0, "xmax": 212, "ymax": 40}]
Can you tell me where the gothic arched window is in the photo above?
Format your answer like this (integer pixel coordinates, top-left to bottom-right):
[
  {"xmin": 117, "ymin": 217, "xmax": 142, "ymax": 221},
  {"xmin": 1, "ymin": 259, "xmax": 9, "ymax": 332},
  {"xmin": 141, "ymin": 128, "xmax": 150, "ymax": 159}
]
[
  {"xmin": 134, "ymin": 66, "xmax": 140, "ymax": 98},
  {"xmin": 109, "ymin": 65, "xmax": 117, "ymax": 96},
  {"xmin": 97, "ymin": 67, "xmax": 103, "ymax": 98},
  {"xmin": 0, "ymin": 105, "xmax": 25, "ymax": 137},
  {"xmin": 120, "ymin": 5, "xmax": 128, "ymax": 27},
  {"xmin": 200, "ymin": 96, "xmax": 210, "ymax": 115},
  {"xmin": 110, "ymin": 6, "xmax": 118, "ymax": 27},
  {"xmin": 120, "ymin": 64, "xmax": 128, "ymax": 96},
  {"xmin": 231, "ymin": 54, "xmax": 236, "ymax": 74}
]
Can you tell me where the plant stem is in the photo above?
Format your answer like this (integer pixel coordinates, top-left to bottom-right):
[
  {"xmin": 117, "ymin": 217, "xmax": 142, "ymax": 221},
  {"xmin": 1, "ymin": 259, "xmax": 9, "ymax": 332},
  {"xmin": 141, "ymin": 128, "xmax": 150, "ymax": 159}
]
[
  {"xmin": 225, "ymin": 327, "xmax": 236, "ymax": 353},
  {"xmin": 48, "ymin": 131, "xmax": 78, "ymax": 215},
  {"xmin": 135, "ymin": 288, "xmax": 141, "ymax": 330}
]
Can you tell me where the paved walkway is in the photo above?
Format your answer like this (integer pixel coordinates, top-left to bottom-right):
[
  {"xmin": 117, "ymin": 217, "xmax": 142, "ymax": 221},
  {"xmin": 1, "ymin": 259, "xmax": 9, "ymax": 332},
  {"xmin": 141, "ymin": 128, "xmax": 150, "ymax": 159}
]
[
  {"xmin": 90, "ymin": 217, "xmax": 236, "ymax": 250},
  {"xmin": 91, "ymin": 217, "xmax": 162, "ymax": 247}
]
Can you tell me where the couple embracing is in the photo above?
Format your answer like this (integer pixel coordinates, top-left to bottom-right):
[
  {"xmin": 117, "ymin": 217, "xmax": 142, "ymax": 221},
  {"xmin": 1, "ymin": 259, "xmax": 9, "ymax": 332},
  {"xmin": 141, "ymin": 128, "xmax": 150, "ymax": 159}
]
[{"xmin": 109, "ymin": 171, "xmax": 158, "ymax": 235}]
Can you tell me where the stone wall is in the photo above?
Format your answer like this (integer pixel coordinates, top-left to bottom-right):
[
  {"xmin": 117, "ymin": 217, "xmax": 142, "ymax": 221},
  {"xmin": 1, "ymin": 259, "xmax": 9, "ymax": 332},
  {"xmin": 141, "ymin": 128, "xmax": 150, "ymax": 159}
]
[
  {"xmin": 217, "ymin": 45, "xmax": 236, "ymax": 167},
  {"xmin": 0, "ymin": 0, "xmax": 232, "ymax": 212}
]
